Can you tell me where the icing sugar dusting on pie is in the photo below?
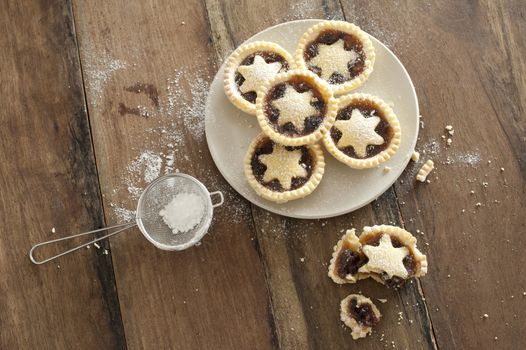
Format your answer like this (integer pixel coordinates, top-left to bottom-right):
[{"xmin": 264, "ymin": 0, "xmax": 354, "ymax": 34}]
[
  {"xmin": 309, "ymin": 39, "xmax": 358, "ymax": 80},
  {"xmin": 271, "ymin": 85, "xmax": 318, "ymax": 131},
  {"xmin": 361, "ymin": 234, "xmax": 410, "ymax": 278},
  {"xmin": 258, "ymin": 145, "xmax": 308, "ymax": 190},
  {"xmin": 334, "ymin": 108, "xmax": 384, "ymax": 157},
  {"xmin": 237, "ymin": 55, "xmax": 282, "ymax": 94}
]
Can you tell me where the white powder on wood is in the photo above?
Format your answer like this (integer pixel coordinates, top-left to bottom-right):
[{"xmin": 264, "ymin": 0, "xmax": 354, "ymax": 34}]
[
  {"xmin": 127, "ymin": 151, "xmax": 162, "ymax": 183},
  {"xmin": 159, "ymin": 193, "xmax": 205, "ymax": 233}
]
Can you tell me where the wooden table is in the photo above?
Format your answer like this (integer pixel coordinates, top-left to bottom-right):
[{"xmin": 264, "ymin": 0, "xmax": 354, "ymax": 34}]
[{"xmin": 1, "ymin": 1, "xmax": 524, "ymax": 349}]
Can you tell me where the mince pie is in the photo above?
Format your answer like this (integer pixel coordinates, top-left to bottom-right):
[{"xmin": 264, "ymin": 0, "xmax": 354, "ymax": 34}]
[
  {"xmin": 244, "ymin": 133, "xmax": 324, "ymax": 203},
  {"xmin": 256, "ymin": 69, "xmax": 337, "ymax": 146},
  {"xmin": 224, "ymin": 41, "xmax": 293, "ymax": 115},
  {"xmin": 340, "ymin": 294, "xmax": 381, "ymax": 339},
  {"xmin": 358, "ymin": 225, "xmax": 428, "ymax": 289},
  {"xmin": 328, "ymin": 229, "xmax": 368, "ymax": 284},
  {"xmin": 295, "ymin": 21, "xmax": 375, "ymax": 95},
  {"xmin": 323, "ymin": 93, "xmax": 401, "ymax": 169}
]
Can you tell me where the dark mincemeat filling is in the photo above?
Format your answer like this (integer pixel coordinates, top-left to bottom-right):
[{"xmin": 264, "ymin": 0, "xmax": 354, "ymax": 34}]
[
  {"xmin": 264, "ymin": 77, "xmax": 327, "ymax": 137},
  {"xmin": 330, "ymin": 100, "xmax": 393, "ymax": 159},
  {"xmin": 250, "ymin": 137, "xmax": 314, "ymax": 192},
  {"xmin": 335, "ymin": 243, "xmax": 368, "ymax": 278},
  {"xmin": 304, "ymin": 29, "xmax": 366, "ymax": 84},
  {"xmin": 349, "ymin": 298, "xmax": 379, "ymax": 327},
  {"xmin": 235, "ymin": 51, "xmax": 289, "ymax": 103},
  {"xmin": 361, "ymin": 233, "xmax": 417, "ymax": 289}
]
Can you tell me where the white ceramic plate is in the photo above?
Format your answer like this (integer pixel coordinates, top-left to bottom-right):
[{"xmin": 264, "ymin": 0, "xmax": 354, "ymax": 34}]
[{"xmin": 205, "ymin": 19, "xmax": 418, "ymax": 219}]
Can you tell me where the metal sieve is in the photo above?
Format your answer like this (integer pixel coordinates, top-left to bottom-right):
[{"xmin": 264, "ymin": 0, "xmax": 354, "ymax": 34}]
[{"xmin": 29, "ymin": 173, "xmax": 224, "ymax": 264}]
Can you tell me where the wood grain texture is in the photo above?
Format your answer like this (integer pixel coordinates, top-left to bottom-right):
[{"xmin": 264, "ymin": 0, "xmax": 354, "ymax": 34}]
[
  {"xmin": 0, "ymin": 0, "xmax": 125, "ymax": 348},
  {"xmin": 340, "ymin": 1, "xmax": 526, "ymax": 349},
  {"xmin": 71, "ymin": 0, "xmax": 275, "ymax": 348},
  {"xmin": 203, "ymin": 0, "xmax": 436, "ymax": 348},
  {"xmin": 4, "ymin": 0, "xmax": 522, "ymax": 349}
]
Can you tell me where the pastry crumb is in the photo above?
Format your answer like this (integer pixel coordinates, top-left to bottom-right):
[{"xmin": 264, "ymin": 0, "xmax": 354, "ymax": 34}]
[
  {"xmin": 411, "ymin": 151, "xmax": 420, "ymax": 162},
  {"xmin": 300, "ymin": 257, "xmax": 305, "ymax": 262},
  {"xmin": 377, "ymin": 298, "xmax": 388, "ymax": 304},
  {"xmin": 93, "ymin": 242, "xmax": 100, "ymax": 249},
  {"xmin": 475, "ymin": 202, "xmax": 482, "ymax": 207},
  {"xmin": 470, "ymin": 190, "xmax": 475, "ymax": 195},
  {"xmin": 416, "ymin": 160, "xmax": 434, "ymax": 182},
  {"xmin": 383, "ymin": 166, "xmax": 392, "ymax": 173},
  {"xmin": 500, "ymin": 167, "xmax": 504, "ymax": 172},
  {"xmin": 51, "ymin": 227, "xmax": 56, "ymax": 233},
  {"xmin": 446, "ymin": 138, "xmax": 452, "ymax": 146},
  {"xmin": 181, "ymin": 21, "xmax": 186, "ymax": 25}
]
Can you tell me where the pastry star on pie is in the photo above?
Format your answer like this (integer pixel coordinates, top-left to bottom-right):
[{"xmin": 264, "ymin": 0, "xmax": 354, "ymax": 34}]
[
  {"xmin": 244, "ymin": 134, "xmax": 325, "ymax": 203},
  {"xmin": 256, "ymin": 69, "xmax": 337, "ymax": 146},
  {"xmin": 295, "ymin": 21, "xmax": 376, "ymax": 94},
  {"xmin": 310, "ymin": 39, "xmax": 358, "ymax": 80},
  {"xmin": 237, "ymin": 55, "xmax": 282, "ymax": 94},
  {"xmin": 259, "ymin": 145, "xmax": 307, "ymax": 190},
  {"xmin": 361, "ymin": 234, "xmax": 410, "ymax": 278},
  {"xmin": 328, "ymin": 225, "xmax": 428, "ymax": 289},
  {"xmin": 223, "ymin": 41, "xmax": 293, "ymax": 115},
  {"xmin": 334, "ymin": 109, "xmax": 384, "ymax": 158},
  {"xmin": 271, "ymin": 86, "xmax": 318, "ymax": 131},
  {"xmin": 323, "ymin": 93, "xmax": 401, "ymax": 169}
]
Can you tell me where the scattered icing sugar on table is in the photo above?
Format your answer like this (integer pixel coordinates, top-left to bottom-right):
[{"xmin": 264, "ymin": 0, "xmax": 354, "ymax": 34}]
[{"xmin": 159, "ymin": 192, "xmax": 205, "ymax": 234}]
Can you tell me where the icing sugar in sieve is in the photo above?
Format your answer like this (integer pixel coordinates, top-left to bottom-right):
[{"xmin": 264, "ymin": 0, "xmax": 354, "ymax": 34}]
[{"xmin": 29, "ymin": 173, "xmax": 224, "ymax": 264}]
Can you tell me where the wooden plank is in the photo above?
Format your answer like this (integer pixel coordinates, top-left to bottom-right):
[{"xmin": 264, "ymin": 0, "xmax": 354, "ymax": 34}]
[
  {"xmin": 0, "ymin": 0, "xmax": 125, "ymax": 348},
  {"xmin": 204, "ymin": 0, "xmax": 436, "ymax": 348},
  {"xmin": 340, "ymin": 1, "xmax": 526, "ymax": 348},
  {"xmin": 71, "ymin": 0, "xmax": 276, "ymax": 348}
]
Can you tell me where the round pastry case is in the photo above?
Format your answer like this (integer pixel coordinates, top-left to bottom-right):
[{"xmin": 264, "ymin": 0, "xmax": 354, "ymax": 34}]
[{"xmin": 205, "ymin": 19, "xmax": 419, "ymax": 219}]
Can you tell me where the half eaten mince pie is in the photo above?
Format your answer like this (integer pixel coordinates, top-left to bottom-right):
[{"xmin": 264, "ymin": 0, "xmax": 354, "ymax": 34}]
[
  {"xmin": 244, "ymin": 133, "xmax": 324, "ymax": 203},
  {"xmin": 224, "ymin": 41, "xmax": 293, "ymax": 115},
  {"xmin": 295, "ymin": 21, "xmax": 375, "ymax": 95},
  {"xmin": 358, "ymin": 225, "xmax": 428, "ymax": 289},
  {"xmin": 340, "ymin": 294, "xmax": 381, "ymax": 339},
  {"xmin": 328, "ymin": 229, "xmax": 368, "ymax": 284},
  {"xmin": 328, "ymin": 225, "xmax": 427, "ymax": 289},
  {"xmin": 256, "ymin": 69, "xmax": 337, "ymax": 146},
  {"xmin": 323, "ymin": 93, "xmax": 401, "ymax": 169}
]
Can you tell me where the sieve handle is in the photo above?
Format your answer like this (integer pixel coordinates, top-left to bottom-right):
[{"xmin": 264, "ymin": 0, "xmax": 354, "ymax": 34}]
[
  {"xmin": 210, "ymin": 191, "xmax": 224, "ymax": 208},
  {"xmin": 29, "ymin": 222, "xmax": 136, "ymax": 265}
]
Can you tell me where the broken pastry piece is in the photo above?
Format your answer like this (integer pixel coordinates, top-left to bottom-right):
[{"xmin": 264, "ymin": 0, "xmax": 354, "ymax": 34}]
[
  {"xmin": 358, "ymin": 225, "xmax": 428, "ymax": 289},
  {"xmin": 340, "ymin": 294, "xmax": 381, "ymax": 339},
  {"xmin": 416, "ymin": 159, "xmax": 434, "ymax": 182},
  {"xmin": 328, "ymin": 229, "xmax": 368, "ymax": 284}
]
